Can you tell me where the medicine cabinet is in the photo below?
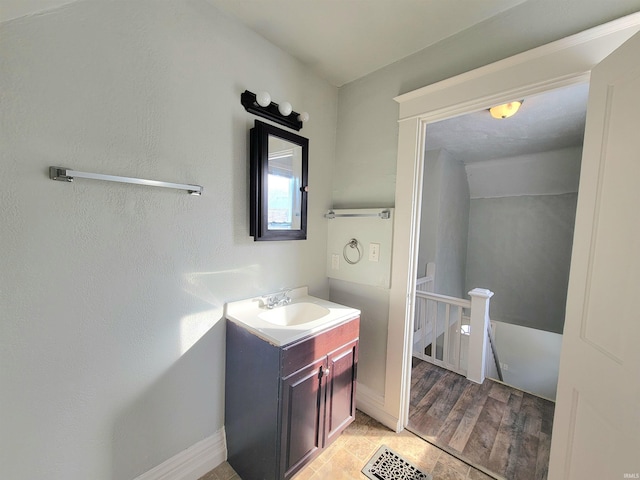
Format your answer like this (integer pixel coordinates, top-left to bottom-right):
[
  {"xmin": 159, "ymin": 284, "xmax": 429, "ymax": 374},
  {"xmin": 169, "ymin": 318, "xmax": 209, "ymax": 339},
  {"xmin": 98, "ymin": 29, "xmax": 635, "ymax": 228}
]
[{"xmin": 250, "ymin": 120, "xmax": 309, "ymax": 241}]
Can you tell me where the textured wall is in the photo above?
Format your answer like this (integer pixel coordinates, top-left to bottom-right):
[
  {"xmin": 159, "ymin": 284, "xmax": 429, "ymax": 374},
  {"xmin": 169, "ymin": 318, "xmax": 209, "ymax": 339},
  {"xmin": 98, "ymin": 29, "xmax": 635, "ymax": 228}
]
[
  {"xmin": 418, "ymin": 150, "xmax": 470, "ymax": 298},
  {"xmin": 333, "ymin": 0, "xmax": 640, "ymax": 400},
  {"xmin": 489, "ymin": 320, "xmax": 563, "ymax": 400},
  {"xmin": 0, "ymin": 2, "xmax": 337, "ymax": 479},
  {"xmin": 466, "ymin": 146, "xmax": 583, "ymax": 199},
  {"xmin": 433, "ymin": 151, "xmax": 470, "ymax": 298},
  {"xmin": 465, "ymin": 194, "xmax": 578, "ymax": 334},
  {"xmin": 333, "ymin": 1, "xmax": 640, "ymax": 209},
  {"xmin": 329, "ymin": 279, "xmax": 389, "ymax": 394},
  {"xmin": 417, "ymin": 149, "xmax": 440, "ymax": 277}
]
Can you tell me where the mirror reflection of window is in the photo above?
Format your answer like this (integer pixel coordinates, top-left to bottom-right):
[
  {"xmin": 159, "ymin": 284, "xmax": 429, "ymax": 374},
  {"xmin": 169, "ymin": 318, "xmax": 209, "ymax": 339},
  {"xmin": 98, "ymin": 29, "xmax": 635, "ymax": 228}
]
[
  {"xmin": 267, "ymin": 136, "xmax": 303, "ymax": 231},
  {"xmin": 249, "ymin": 120, "xmax": 308, "ymax": 241}
]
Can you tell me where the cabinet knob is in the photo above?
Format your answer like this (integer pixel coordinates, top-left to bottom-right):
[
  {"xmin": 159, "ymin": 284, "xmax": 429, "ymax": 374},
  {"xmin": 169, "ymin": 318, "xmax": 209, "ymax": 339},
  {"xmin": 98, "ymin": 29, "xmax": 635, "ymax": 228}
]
[{"xmin": 323, "ymin": 368, "xmax": 330, "ymax": 376}]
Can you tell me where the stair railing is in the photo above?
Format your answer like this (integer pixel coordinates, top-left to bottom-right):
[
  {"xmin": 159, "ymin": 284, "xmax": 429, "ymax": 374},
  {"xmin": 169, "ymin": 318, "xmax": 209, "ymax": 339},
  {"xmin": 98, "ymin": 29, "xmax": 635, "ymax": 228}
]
[
  {"xmin": 413, "ymin": 285, "xmax": 494, "ymax": 384},
  {"xmin": 487, "ymin": 322, "xmax": 504, "ymax": 382},
  {"xmin": 414, "ymin": 290, "xmax": 470, "ymax": 375}
]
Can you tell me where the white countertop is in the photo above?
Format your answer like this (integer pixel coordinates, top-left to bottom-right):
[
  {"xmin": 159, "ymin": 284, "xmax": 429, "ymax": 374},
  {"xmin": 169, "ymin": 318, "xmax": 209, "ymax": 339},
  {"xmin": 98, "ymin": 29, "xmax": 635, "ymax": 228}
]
[{"xmin": 225, "ymin": 287, "xmax": 360, "ymax": 346}]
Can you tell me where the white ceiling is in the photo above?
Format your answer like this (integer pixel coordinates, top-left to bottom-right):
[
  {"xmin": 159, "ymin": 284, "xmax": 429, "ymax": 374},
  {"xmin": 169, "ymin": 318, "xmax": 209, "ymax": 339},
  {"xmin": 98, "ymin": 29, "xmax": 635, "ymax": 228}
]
[
  {"xmin": 426, "ymin": 83, "xmax": 589, "ymax": 163},
  {"xmin": 206, "ymin": 0, "xmax": 526, "ymax": 87}
]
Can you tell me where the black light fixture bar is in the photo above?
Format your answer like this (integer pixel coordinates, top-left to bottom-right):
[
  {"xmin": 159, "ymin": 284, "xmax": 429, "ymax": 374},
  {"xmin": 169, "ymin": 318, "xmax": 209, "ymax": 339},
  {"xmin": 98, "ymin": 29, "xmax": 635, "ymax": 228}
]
[{"xmin": 240, "ymin": 90, "xmax": 303, "ymax": 131}]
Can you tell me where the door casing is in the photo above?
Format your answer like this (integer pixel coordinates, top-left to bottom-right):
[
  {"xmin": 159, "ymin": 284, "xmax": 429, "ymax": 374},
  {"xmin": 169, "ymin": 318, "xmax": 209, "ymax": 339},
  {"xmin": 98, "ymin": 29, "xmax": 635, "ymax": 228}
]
[{"xmin": 379, "ymin": 12, "xmax": 640, "ymax": 434}]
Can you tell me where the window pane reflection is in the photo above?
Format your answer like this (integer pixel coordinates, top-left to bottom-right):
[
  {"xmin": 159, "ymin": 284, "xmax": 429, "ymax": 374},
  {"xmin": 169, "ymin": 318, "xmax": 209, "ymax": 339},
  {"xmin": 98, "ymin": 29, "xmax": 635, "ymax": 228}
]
[{"xmin": 268, "ymin": 136, "xmax": 302, "ymax": 231}]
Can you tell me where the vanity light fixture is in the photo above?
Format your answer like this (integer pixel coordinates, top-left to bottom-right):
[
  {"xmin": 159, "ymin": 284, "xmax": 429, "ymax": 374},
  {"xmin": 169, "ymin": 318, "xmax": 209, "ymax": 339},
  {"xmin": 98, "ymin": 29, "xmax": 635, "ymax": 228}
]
[
  {"xmin": 241, "ymin": 90, "xmax": 309, "ymax": 131},
  {"xmin": 489, "ymin": 100, "xmax": 523, "ymax": 119}
]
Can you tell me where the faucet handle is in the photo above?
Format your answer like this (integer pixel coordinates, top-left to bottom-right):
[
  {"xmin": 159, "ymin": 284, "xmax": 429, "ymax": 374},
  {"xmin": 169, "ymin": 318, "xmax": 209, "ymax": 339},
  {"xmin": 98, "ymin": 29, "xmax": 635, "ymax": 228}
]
[{"xmin": 261, "ymin": 288, "xmax": 294, "ymax": 309}]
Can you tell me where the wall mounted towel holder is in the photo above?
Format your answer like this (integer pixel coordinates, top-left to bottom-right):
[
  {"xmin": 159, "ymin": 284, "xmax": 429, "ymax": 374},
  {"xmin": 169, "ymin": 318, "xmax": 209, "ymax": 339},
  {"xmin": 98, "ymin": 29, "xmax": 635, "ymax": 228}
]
[
  {"xmin": 49, "ymin": 167, "xmax": 203, "ymax": 195},
  {"xmin": 324, "ymin": 209, "xmax": 391, "ymax": 220},
  {"xmin": 343, "ymin": 238, "xmax": 363, "ymax": 265}
]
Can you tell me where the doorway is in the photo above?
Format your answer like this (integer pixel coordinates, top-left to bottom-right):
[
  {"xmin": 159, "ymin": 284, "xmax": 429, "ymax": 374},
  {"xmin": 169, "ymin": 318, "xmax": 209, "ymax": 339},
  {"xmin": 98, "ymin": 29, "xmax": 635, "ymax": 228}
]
[
  {"xmin": 385, "ymin": 16, "xmax": 640, "ymax": 480},
  {"xmin": 415, "ymin": 82, "xmax": 587, "ymax": 397},
  {"xmin": 406, "ymin": 83, "xmax": 587, "ymax": 479}
]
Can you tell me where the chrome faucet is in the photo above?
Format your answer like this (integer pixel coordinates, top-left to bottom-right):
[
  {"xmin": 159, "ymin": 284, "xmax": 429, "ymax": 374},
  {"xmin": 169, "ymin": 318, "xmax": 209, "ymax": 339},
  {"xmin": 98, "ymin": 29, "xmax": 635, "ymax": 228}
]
[{"xmin": 263, "ymin": 289, "xmax": 292, "ymax": 309}]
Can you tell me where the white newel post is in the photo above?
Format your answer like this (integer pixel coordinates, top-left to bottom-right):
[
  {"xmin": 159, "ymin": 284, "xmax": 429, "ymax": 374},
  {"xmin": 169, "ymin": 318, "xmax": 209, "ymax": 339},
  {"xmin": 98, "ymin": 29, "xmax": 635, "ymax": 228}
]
[{"xmin": 467, "ymin": 288, "xmax": 494, "ymax": 384}]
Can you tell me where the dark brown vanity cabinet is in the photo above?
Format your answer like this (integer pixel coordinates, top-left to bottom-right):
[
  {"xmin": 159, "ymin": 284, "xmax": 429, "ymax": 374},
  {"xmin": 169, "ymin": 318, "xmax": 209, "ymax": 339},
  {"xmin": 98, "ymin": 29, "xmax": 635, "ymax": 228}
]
[{"xmin": 225, "ymin": 317, "xmax": 359, "ymax": 480}]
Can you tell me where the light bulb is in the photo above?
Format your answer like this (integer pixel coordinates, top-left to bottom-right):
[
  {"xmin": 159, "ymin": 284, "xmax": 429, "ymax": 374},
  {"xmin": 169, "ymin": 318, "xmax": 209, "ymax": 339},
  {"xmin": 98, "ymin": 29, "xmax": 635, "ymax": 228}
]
[
  {"xmin": 489, "ymin": 101, "xmax": 523, "ymax": 119},
  {"xmin": 297, "ymin": 112, "xmax": 310, "ymax": 122},
  {"xmin": 278, "ymin": 101, "xmax": 292, "ymax": 116},
  {"xmin": 255, "ymin": 91, "xmax": 271, "ymax": 107}
]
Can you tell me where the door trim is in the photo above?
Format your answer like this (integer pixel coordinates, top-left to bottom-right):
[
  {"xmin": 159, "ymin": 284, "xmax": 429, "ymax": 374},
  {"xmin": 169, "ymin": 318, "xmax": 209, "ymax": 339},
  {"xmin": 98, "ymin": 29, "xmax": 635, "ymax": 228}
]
[{"xmin": 384, "ymin": 12, "xmax": 640, "ymax": 432}]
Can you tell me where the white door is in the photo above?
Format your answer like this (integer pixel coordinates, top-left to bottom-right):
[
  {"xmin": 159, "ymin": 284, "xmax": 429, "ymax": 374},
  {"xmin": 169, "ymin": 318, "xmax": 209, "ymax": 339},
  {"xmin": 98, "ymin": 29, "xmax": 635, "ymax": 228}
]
[{"xmin": 548, "ymin": 32, "xmax": 640, "ymax": 479}]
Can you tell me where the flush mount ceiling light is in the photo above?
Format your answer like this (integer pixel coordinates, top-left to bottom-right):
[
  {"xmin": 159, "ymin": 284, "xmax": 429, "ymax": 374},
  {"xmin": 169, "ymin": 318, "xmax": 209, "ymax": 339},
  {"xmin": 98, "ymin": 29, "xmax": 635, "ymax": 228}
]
[{"xmin": 489, "ymin": 100, "xmax": 523, "ymax": 119}]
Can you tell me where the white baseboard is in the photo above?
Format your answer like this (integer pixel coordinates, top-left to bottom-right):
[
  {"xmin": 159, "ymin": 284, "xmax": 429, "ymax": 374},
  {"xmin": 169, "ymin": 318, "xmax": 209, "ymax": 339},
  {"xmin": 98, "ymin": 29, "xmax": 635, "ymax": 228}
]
[
  {"xmin": 134, "ymin": 428, "xmax": 227, "ymax": 480},
  {"xmin": 356, "ymin": 383, "xmax": 402, "ymax": 432}
]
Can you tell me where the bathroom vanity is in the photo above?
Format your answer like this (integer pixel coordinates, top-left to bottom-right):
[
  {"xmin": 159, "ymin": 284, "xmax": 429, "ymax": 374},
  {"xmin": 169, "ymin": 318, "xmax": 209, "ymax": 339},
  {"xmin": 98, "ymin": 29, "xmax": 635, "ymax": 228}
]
[{"xmin": 225, "ymin": 288, "xmax": 360, "ymax": 480}]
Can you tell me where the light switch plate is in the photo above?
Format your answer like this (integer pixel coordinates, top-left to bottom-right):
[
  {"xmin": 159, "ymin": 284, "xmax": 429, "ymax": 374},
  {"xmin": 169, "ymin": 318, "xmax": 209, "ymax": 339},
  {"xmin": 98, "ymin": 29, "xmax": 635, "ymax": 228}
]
[{"xmin": 369, "ymin": 243, "xmax": 380, "ymax": 262}]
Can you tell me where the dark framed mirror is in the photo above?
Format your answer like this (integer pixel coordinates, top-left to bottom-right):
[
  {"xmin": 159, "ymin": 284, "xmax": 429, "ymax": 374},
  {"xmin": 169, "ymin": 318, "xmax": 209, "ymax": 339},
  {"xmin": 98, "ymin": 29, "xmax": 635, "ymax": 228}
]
[{"xmin": 250, "ymin": 120, "xmax": 308, "ymax": 241}]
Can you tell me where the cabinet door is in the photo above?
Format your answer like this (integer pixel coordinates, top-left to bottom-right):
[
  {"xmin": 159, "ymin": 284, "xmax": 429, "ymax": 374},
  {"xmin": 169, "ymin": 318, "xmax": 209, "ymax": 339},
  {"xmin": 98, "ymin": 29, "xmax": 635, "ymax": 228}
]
[
  {"xmin": 324, "ymin": 339, "xmax": 358, "ymax": 445},
  {"xmin": 280, "ymin": 357, "xmax": 326, "ymax": 479}
]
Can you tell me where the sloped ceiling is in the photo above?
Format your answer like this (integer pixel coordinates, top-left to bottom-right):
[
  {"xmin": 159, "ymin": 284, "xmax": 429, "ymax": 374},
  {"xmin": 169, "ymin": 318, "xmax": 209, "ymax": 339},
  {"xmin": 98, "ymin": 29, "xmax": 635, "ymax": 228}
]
[
  {"xmin": 205, "ymin": 0, "xmax": 526, "ymax": 86},
  {"xmin": 2, "ymin": 0, "xmax": 526, "ymax": 86}
]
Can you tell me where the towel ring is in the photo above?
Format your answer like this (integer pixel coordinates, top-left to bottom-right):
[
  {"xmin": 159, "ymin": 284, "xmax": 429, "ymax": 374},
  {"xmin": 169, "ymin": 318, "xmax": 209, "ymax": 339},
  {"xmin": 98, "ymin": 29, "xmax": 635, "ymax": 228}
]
[{"xmin": 343, "ymin": 238, "xmax": 363, "ymax": 265}]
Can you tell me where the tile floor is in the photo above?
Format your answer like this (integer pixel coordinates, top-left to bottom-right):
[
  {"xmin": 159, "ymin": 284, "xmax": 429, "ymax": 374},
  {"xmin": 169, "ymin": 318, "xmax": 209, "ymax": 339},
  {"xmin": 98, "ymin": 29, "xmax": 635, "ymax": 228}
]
[{"xmin": 199, "ymin": 410, "xmax": 496, "ymax": 480}]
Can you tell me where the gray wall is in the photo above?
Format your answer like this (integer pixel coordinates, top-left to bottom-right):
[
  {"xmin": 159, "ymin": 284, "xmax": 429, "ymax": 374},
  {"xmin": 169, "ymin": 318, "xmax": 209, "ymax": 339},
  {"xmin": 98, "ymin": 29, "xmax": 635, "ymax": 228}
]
[
  {"xmin": 333, "ymin": 0, "xmax": 640, "ymax": 207},
  {"xmin": 0, "ymin": 2, "xmax": 337, "ymax": 479},
  {"xmin": 466, "ymin": 146, "xmax": 583, "ymax": 199},
  {"xmin": 417, "ymin": 150, "xmax": 440, "ymax": 276},
  {"xmin": 488, "ymin": 320, "xmax": 563, "ymax": 400},
  {"xmin": 333, "ymin": 0, "xmax": 640, "ymax": 398},
  {"xmin": 329, "ymin": 279, "xmax": 389, "ymax": 394},
  {"xmin": 466, "ymin": 194, "xmax": 578, "ymax": 334},
  {"xmin": 4, "ymin": 0, "xmax": 640, "ymax": 476},
  {"xmin": 418, "ymin": 149, "xmax": 470, "ymax": 297}
]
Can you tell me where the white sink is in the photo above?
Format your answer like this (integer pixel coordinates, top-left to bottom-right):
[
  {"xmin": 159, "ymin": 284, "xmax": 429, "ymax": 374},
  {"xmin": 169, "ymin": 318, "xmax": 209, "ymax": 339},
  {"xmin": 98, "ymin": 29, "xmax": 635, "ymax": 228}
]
[
  {"xmin": 225, "ymin": 286, "xmax": 360, "ymax": 346},
  {"xmin": 258, "ymin": 302, "xmax": 331, "ymax": 326}
]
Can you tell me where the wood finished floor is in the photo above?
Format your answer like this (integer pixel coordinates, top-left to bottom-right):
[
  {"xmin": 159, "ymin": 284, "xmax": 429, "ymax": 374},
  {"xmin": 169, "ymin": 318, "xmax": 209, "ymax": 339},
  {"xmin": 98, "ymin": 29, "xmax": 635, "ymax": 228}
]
[{"xmin": 409, "ymin": 359, "xmax": 555, "ymax": 480}]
